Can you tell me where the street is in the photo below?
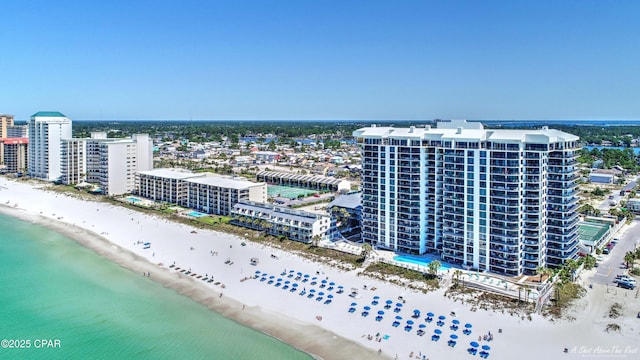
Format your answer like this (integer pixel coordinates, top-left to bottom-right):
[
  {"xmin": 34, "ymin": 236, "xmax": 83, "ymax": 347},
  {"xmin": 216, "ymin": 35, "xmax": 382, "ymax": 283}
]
[{"xmin": 589, "ymin": 218, "xmax": 640, "ymax": 286}]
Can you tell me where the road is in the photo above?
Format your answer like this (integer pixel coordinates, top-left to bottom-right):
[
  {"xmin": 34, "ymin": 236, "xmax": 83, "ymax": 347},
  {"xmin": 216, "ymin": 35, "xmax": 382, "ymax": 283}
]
[
  {"xmin": 596, "ymin": 175, "xmax": 639, "ymax": 211},
  {"xmin": 589, "ymin": 218, "xmax": 640, "ymax": 286}
]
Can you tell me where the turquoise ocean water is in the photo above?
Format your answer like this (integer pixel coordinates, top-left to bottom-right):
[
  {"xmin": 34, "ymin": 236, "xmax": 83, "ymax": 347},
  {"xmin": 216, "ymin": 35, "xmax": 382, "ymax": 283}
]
[{"xmin": 0, "ymin": 214, "xmax": 311, "ymax": 360}]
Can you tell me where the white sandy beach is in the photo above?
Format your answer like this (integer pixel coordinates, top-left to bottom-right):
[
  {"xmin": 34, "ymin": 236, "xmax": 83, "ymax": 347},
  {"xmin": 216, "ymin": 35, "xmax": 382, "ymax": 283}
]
[{"xmin": 1, "ymin": 178, "xmax": 638, "ymax": 360}]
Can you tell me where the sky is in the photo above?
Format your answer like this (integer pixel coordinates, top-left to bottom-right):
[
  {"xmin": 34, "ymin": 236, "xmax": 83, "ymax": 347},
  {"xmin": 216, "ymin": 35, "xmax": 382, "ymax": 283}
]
[{"xmin": 1, "ymin": 0, "xmax": 639, "ymax": 121}]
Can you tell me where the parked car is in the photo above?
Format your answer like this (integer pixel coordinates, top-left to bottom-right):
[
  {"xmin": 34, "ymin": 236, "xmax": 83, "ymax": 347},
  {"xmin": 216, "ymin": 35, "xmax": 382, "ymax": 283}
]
[
  {"xmin": 618, "ymin": 281, "xmax": 636, "ymax": 290},
  {"xmin": 603, "ymin": 248, "xmax": 610, "ymax": 254}
]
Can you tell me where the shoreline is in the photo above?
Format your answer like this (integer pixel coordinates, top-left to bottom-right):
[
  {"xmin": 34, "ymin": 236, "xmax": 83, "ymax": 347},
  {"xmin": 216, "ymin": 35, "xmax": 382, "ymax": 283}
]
[
  {"xmin": 0, "ymin": 205, "xmax": 381, "ymax": 360},
  {"xmin": 2, "ymin": 178, "xmax": 639, "ymax": 360}
]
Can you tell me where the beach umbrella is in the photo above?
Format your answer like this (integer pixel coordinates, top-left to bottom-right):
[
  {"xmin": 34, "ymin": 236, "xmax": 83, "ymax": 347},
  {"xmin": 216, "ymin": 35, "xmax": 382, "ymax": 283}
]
[
  {"xmin": 413, "ymin": 309, "xmax": 420, "ymax": 314},
  {"xmin": 270, "ymin": 275, "xmax": 275, "ymax": 279},
  {"xmin": 297, "ymin": 272, "xmax": 302, "ymax": 275},
  {"xmin": 292, "ymin": 283, "xmax": 298, "ymax": 287},
  {"xmin": 255, "ymin": 270, "xmax": 261, "ymax": 274},
  {"xmin": 438, "ymin": 315, "xmax": 446, "ymax": 320},
  {"xmin": 277, "ymin": 278, "xmax": 283, "ymax": 282},
  {"xmin": 364, "ymin": 306, "xmax": 371, "ymax": 311},
  {"xmin": 338, "ymin": 285, "xmax": 344, "ymax": 289},
  {"xmin": 419, "ymin": 324, "xmax": 426, "ymax": 329},
  {"xmin": 427, "ymin": 312, "xmax": 434, "ymax": 317},
  {"xmin": 386, "ymin": 300, "xmax": 393, "ymax": 304},
  {"xmin": 329, "ymin": 282, "xmax": 335, "ymax": 286},
  {"xmin": 321, "ymin": 279, "xmax": 327, "ymax": 283},
  {"xmin": 450, "ymin": 334, "xmax": 458, "ymax": 339},
  {"xmin": 434, "ymin": 329, "xmax": 442, "ymax": 334},
  {"xmin": 304, "ymin": 274, "xmax": 310, "ymax": 278},
  {"xmin": 470, "ymin": 341, "xmax": 479, "ymax": 347},
  {"xmin": 318, "ymin": 292, "xmax": 325, "ymax": 296},
  {"xmin": 482, "ymin": 345, "xmax": 491, "ymax": 351},
  {"xmin": 285, "ymin": 280, "xmax": 291, "ymax": 284},
  {"xmin": 396, "ymin": 303, "xmax": 403, "ymax": 307},
  {"xmin": 378, "ymin": 310, "xmax": 385, "ymax": 315},
  {"xmin": 327, "ymin": 294, "xmax": 334, "ymax": 298},
  {"xmin": 310, "ymin": 289, "xmax": 316, "ymax": 293},
  {"xmin": 289, "ymin": 269, "xmax": 294, "ymax": 272},
  {"xmin": 452, "ymin": 319, "xmax": 460, "ymax": 324},
  {"xmin": 312, "ymin": 277, "xmax": 317, "ymax": 280},
  {"xmin": 407, "ymin": 320, "xmax": 414, "ymax": 325},
  {"xmin": 465, "ymin": 323, "xmax": 472, "ymax": 329},
  {"xmin": 373, "ymin": 295, "xmax": 380, "ymax": 299},
  {"xmin": 395, "ymin": 315, "xmax": 402, "ymax": 320},
  {"xmin": 351, "ymin": 302, "xmax": 357, "ymax": 306}
]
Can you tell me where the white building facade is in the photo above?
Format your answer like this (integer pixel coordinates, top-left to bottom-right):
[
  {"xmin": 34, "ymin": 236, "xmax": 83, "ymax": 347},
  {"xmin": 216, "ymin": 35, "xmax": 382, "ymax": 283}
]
[
  {"xmin": 231, "ymin": 201, "xmax": 330, "ymax": 243},
  {"xmin": 28, "ymin": 111, "xmax": 72, "ymax": 181},
  {"xmin": 61, "ymin": 132, "xmax": 153, "ymax": 195},
  {"xmin": 354, "ymin": 121, "xmax": 580, "ymax": 276}
]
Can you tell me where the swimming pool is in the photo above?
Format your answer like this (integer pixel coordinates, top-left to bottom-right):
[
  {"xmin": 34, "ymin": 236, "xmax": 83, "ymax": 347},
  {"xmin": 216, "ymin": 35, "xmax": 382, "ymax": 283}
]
[
  {"xmin": 126, "ymin": 196, "xmax": 141, "ymax": 203},
  {"xmin": 393, "ymin": 255, "xmax": 452, "ymax": 271},
  {"xmin": 187, "ymin": 211, "xmax": 206, "ymax": 218}
]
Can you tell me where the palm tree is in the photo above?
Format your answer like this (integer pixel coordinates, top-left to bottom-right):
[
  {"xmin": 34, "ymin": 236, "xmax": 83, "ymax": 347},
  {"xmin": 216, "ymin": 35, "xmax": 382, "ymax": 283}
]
[
  {"xmin": 535, "ymin": 266, "xmax": 545, "ymax": 283},
  {"xmin": 523, "ymin": 284, "xmax": 531, "ymax": 304},
  {"xmin": 428, "ymin": 260, "xmax": 441, "ymax": 278},
  {"xmin": 361, "ymin": 243, "xmax": 372, "ymax": 260},
  {"xmin": 624, "ymin": 251, "xmax": 636, "ymax": 270},
  {"xmin": 453, "ymin": 269, "xmax": 463, "ymax": 287},
  {"xmin": 312, "ymin": 234, "xmax": 321, "ymax": 248}
]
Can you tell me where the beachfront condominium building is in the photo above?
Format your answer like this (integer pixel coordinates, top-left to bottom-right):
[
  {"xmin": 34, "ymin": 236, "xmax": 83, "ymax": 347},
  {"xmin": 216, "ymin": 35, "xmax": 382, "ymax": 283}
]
[
  {"xmin": 185, "ymin": 176, "xmax": 267, "ymax": 216},
  {"xmin": 28, "ymin": 111, "xmax": 73, "ymax": 181},
  {"xmin": 0, "ymin": 138, "xmax": 28, "ymax": 173},
  {"xmin": 136, "ymin": 168, "xmax": 267, "ymax": 215},
  {"xmin": 231, "ymin": 201, "xmax": 331, "ymax": 243},
  {"xmin": 61, "ymin": 132, "xmax": 153, "ymax": 195},
  {"xmin": 0, "ymin": 114, "xmax": 15, "ymax": 138},
  {"xmin": 354, "ymin": 120, "xmax": 580, "ymax": 276},
  {"xmin": 136, "ymin": 168, "xmax": 205, "ymax": 206}
]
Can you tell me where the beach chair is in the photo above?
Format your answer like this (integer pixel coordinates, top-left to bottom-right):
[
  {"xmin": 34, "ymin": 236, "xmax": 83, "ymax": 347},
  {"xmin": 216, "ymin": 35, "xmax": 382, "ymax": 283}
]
[
  {"xmin": 348, "ymin": 307, "xmax": 356, "ymax": 313},
  {"xmin": 324, "ymin": 299, "xmax": 332, "ymax": 305},
  {"xmin": 290, "ymin": 287, "xmax": 297, "ymax": 292}
]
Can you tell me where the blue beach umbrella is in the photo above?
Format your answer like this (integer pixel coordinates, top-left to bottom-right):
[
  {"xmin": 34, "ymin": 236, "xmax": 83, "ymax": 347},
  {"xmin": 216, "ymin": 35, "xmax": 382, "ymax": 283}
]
[
  {"xmin": 413, "ymin": 309, "xmax": 420, "ymax": 314},
  {"xmin": 395, "ymin": 315, "xmax": 402, "ymax": 320},
  {"xmin": 465, "ymin": 323, "xmax": 472, "ymax": 329},
  {"xmin": 419, "ymin": 324, "xmax": 426, "ymax": 329},
  {"xmin": 482, "ymin": 345, "xmax": 491, "ymax": 351},
  {"xmin": 396, "ymin": 303, "xmax": 403, "ymax": 307},
  {"xmin": 289, "ymin": 269, "xmax": 294, "ymax": 272},
  {"xmin": 318, "ymin": 292, "xmax": 325, "ymax": 296},
  {"xmin": 364, "ymin": 306, "xmax": 371, "ymax": 311},
  {"xmin": 304, "ymin": 274, "xmax": 310, "ymax": 278},
  {"xmin": 427, "ymin": 312, "xmax": 434, "ymax": 317},
  {"xmin": 321, "ymin": 279, "xmax": 327, "ymax": 283},
  {"xmin": 255, "ymin": 270, "xmax": 261, "ymax": 274},
  {"xmin": 438, "ymin": 315, "xmax": 446, "ymax": 320},
  {"xmin": 407, "ymin": 320, "xmax": 414, "ymax": 325},
  {"xmin": 338, "ymin": 285, "xmax": 344, "ymax": 289},
  {"xmin": 327, "ymin": 294, "xmax": 334, "ymax": 298},
  {"xmin": 434, "ymin": 329, "xmax": 442, "ymax": 334},
  {"xmin": 373, "ymin": 295, "xmax": 380, "ymax": 299},
  {"xmin": 386, "ymin": 300, "xmax": 393, "ymax": 304},
  {"xmin": 297, "ymin": 272, "xmax": 302, "ymax": 275},
  {"xmin": 470, "ymin": 341, "xmax": 479, "ymax": 347},
  {"xmin": 270, "ymin": 275, "xmax": 275, "ymax": 279},
  {"xmin": 277, "ymin": 278, "xmax": 283, "ymax": 282},
  {"xmin": 452, "ymin": 319, "xmax": 460, "ymax": 324},
  {"xmin": 450, "ymin": 334, "xmax": 458, "ymax": 339},
  {"xmin": 292, "ymin": 283, "xmax": 298, "ymax": 287},
  {"xmin": 312, "ymin": 277, "xmax": 317, "ymax": 280},
  {"xmin": 329, "ymin": 282, "xmax": 335, "ymax": 286},
  {"xmin": 351, "ymin": 302, "xmax": 357, "ymax": 306},
  {"xmin": 310, "ymin": 289, "xmax": 316, "ymax": 293},
  {"xmin": 378, "ymin": 310, "xmax": 385, "ymax": 315},
  {"xmin": 285, "ymin": 280, "xmax": 291, "ymax": 284}
]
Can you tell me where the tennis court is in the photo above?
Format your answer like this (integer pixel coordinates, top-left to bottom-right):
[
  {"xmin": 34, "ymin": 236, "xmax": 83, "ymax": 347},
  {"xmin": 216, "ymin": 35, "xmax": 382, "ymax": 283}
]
[
  {"xmin": 267, "ymin": 185, "xmax": 318, "ymax": 200},
  {"xmin": 579, "ymin": 221, "xmax": 610, "ymax": 245}
]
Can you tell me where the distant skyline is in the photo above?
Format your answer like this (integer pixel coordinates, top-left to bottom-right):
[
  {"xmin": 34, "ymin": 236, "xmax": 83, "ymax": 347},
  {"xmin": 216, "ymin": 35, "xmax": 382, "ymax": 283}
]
[{"xmin": 2, "ymin": 0, "xmax": 639, "ymax": 121}]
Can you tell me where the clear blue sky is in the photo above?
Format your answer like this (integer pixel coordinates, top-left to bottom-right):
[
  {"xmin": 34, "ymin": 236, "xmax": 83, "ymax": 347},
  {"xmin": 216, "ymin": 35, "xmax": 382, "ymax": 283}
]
[{"xmin": 1, "ymin": 0, "xmax": 638, "ymax": 121}]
